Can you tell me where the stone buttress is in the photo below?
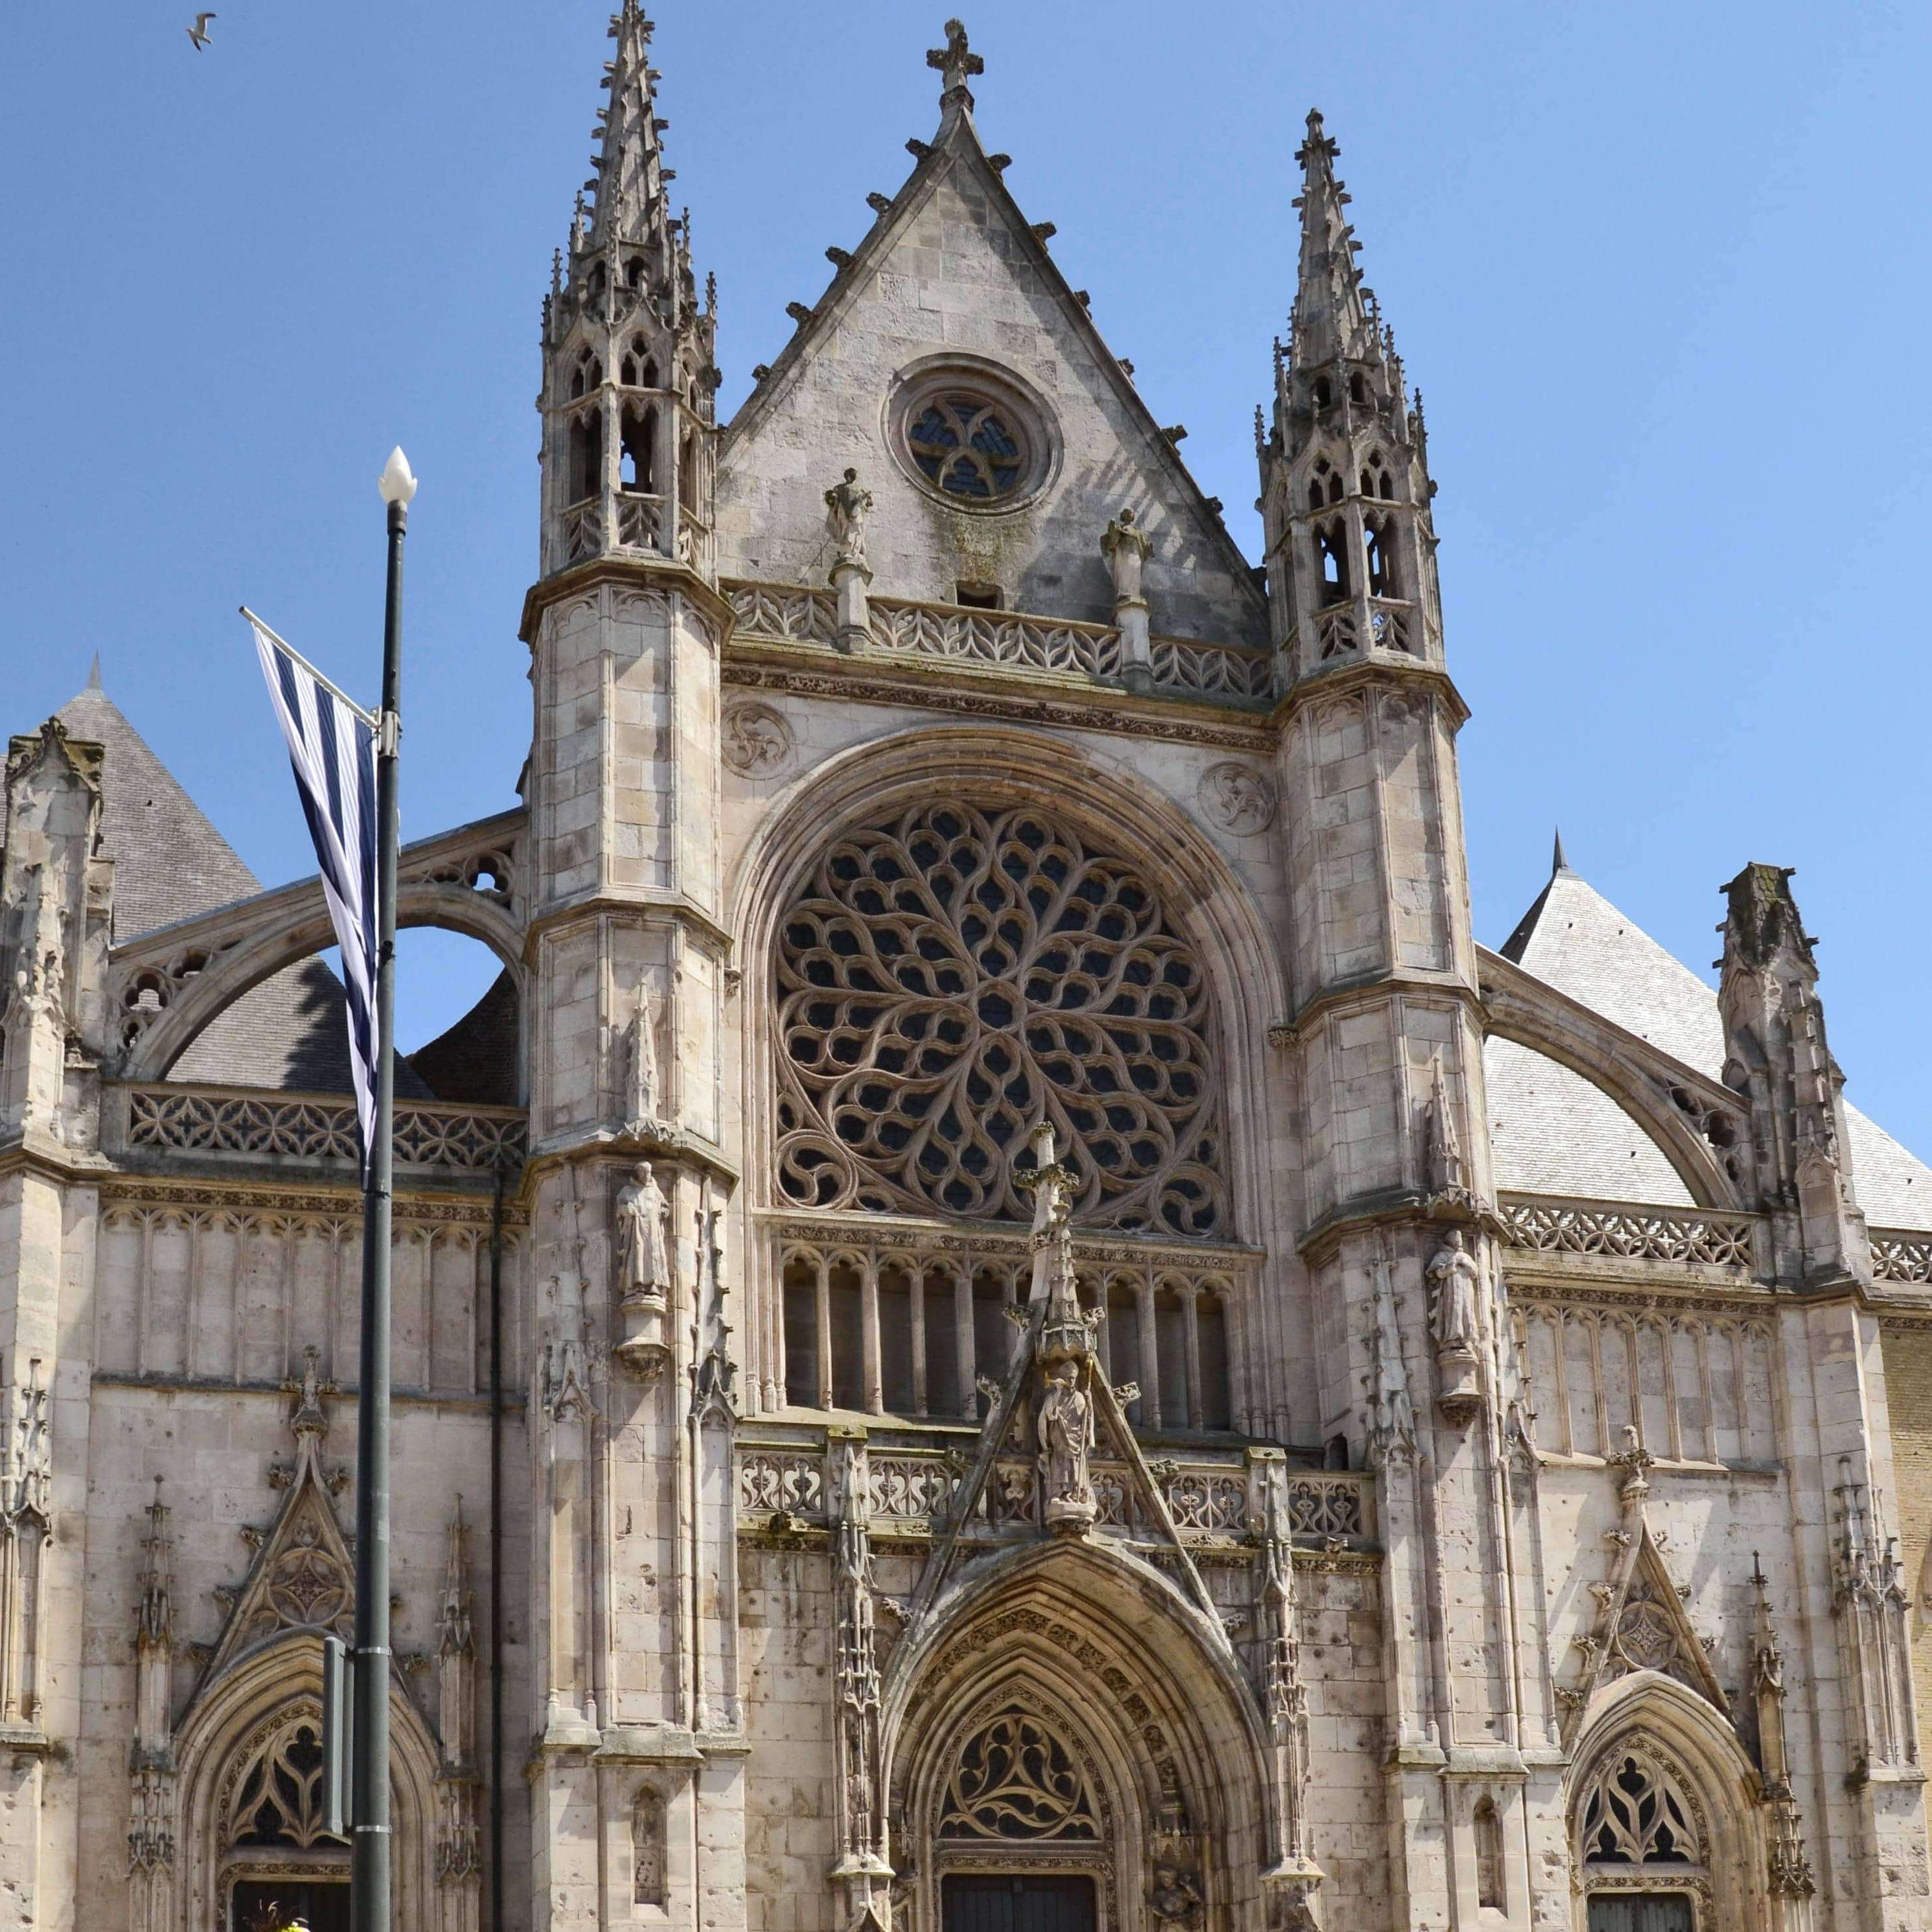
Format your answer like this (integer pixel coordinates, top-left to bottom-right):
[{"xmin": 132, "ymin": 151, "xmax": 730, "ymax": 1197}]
[
  {"xmin": 1258, "ymin": 112, "xmax": 1563, "ymax": 1932},
  {"xmin": 518, "ymin": 5, "xmax": 744, "ymax": 1923}
]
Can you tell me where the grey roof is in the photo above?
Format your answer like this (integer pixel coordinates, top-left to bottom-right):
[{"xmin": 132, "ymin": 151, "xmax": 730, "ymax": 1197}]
[
  {"xmin": 1490, "ymin": 861, "xmax": 1932, "ymax": 1230},
  {"xmin": 56, "ymin": 676, "xmax": 258, "ymax": 943},
  {"xmin": 405, "ymin": 969, "xmax": 519, "ymax": 1107},
  {"xmin": 44, "ymin": 675, "xmax": 426, "ymax": 1096}
]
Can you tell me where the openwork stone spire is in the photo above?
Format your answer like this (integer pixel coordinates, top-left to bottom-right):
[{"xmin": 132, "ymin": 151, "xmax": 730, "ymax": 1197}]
[
  {"xmin": 589, "ymin": 1, "xmax": 672, "ymax": 252},
  {"xmin": 539, "ymin": 0, "xmax": 718, "ymax": 579},
  {"xmin": 1289, "ymin": 111, "xmax": 1377, "ymax": 372}
]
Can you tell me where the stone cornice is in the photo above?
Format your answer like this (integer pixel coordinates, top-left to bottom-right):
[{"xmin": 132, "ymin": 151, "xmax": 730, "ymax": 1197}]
[
  {"xmin": 96, "ymin": 1172, "xmax": 527, "ymax": 1227},
  {"xmin": 522, "ymin": 893, "xmax": 734, "ymax": 961},
  {"xmin": 519, "ymin": 553, "xmax": 738, "ymax": 647},
  {"xmin": 1273, "ymin": 970, "xmax": 1482, "ymax": 1044},
  {"xmin": 1272, "ymin": 653, "xmax": 1471, "ymax": 730}
]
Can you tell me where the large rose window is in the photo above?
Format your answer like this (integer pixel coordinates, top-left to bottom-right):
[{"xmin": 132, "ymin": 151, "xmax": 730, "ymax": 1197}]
[{"xmin": 775, "ymin": 802, "xmax": 1227, "ymax": 1235}]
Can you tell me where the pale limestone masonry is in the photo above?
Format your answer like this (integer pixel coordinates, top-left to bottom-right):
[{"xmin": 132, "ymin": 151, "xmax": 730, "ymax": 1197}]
[{"xmin": 3, "ymin": 11, "xmax": 1932, "ymax": 1932}]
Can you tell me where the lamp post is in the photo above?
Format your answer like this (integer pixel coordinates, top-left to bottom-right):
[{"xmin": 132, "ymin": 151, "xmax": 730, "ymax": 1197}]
[{"xmin": 353, "ymin": 444, "xmax": 416, "ymax": 1932}]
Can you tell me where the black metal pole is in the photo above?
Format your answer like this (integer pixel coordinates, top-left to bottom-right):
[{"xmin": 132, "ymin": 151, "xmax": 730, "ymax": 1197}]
[
  {"xmin": 352, "ymin": 489, "xmax": 406, "ymax": 1932},
  {"xmin": 488, "ymin": 1157, "xmax": 506, "ymax": 1932}
]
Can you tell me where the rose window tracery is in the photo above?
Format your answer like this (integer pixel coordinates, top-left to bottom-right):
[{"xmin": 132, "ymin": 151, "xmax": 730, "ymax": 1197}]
[
  {"xmin": 939, "ymin": 1710, "xmax": 1098, "ymax": 1840},
  {"xmin": 775, "ymin": 803, "xmax": 1227, "ymax": 1235}
]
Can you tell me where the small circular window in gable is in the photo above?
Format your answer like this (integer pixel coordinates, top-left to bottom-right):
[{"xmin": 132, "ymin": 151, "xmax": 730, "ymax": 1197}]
[
  {"xmin": 908, "ymin": 394, "xmax": 1026, "ymax": 500},
  {"xmin": 889, "ymin": 359, "xmax": 1054, "ymax": 511}
]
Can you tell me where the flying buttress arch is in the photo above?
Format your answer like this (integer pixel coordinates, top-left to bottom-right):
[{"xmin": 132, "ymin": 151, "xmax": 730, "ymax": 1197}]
[
  {"xmin": 109, "ymin": 811, "xmax": 527, "ymax": 1082},
  {"xmin": 1477, "ymin": 947, "xmax": 1749, "ymax": 1212}
]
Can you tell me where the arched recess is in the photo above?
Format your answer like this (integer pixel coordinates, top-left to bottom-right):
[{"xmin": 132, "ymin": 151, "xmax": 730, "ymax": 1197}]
[
  {"xmin": 1477, "ymin": 949, "xmax": 1747, "ymax": 1212},
  {"xmin": 115, "ymin": 882, "xmax": 525, "ymax": 1084},
  {"xmin": 728, "ymin": 725, "xmax": 1295, "ymax": 1417},
  {"xmin": 1566, "ymin": 1674, "xmax": 1770, "ymax": 1932},
  {"xmin": 883, "ymin": 1542, "xmax": 1279, "ymax": 1932},
  {"xmin": 169, "ymin": 1627, "xmax": 440, "ymax": 1932}
]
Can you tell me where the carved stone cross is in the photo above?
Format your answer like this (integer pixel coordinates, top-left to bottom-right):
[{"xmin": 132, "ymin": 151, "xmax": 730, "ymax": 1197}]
[{"xmin": 926, "ymin": 18, "xmax": 983, "ymax": 103}]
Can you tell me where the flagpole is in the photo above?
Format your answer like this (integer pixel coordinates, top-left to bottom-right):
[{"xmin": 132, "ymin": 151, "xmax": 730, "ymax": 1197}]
[{"xmin": 355, "ymin": 446, "xmax": 416, "ymax": 1932}]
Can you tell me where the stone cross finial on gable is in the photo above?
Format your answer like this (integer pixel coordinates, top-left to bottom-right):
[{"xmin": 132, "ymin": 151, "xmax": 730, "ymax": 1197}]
[{"xmin": 927, "ymin": 18, "xmax": 983, "ymax": 112}]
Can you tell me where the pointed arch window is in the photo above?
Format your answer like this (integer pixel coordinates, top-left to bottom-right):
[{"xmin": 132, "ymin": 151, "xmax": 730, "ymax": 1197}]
[
  {"xmin": 621, "ymin": 405, "xmax": 657, "ymax": 493},
  {"xmin": 231, "ymin": 1720, "xmax": 342, "ymax": 1852},
  {"xmin": 570, "ymin": 351, "xmax": 602, "ymax": 401},
  {"xmin": 1362, "ymin": 451, "xmax": 1395, "ymax": 500},
  {"xmin": 1579, "ymin": 1753, "xmax": 1697, "ymax": 1867},
  {"xmin": 1308, "ymin": 455, "xmax": 1344, "ymax": 510},
  {"xmin": 1362, "ymin": 517, "xmax": 1390, "ymax": 599},
  {"xmin": 570, "ymin": 407, "xmax": 604, "ymax": 506},
  {"xmin": 1314, "ymin": 520, "xmax": 1350, "ymax": 605}
]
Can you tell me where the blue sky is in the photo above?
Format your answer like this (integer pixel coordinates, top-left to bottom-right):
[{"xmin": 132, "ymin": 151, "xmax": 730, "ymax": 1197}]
[{"xmin": 3, "ymin": 4, "xmax": 1928, "ymax": 1150}]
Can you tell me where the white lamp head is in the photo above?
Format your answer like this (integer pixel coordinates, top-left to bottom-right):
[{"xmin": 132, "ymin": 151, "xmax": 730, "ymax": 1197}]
[{"xmin": 377, "ymin": 446, "xmax": 419, "ymax": 506}]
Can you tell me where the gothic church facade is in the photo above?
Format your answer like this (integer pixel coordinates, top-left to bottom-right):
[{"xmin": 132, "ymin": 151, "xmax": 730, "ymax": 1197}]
[{"xmin": 5, "ymin": 13, "xmax": 1932, "ymax": 1932}]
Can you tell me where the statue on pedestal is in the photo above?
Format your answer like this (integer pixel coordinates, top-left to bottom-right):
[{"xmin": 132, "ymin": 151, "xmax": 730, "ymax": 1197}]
[
  {"xmin": 1038, "ymin": 1360, "xmax": 1096, "ymax": 1531},
  {"xmin": 614, "ymin": 1162, "xmax": 672, "ymax": 1303}
]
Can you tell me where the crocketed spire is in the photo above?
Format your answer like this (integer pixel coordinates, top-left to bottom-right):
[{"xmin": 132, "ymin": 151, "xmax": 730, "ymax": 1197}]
[
  {"xmin": 588, "ymin": 1, "xmax": 671, "ymax": 250},
  {"xmin": 1289, "ymin": 109, "xmax": 1379, "ymax": 371}
]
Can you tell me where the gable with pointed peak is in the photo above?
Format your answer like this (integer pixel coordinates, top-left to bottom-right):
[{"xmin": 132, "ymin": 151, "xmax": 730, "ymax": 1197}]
[
  {"xmin": 717, "ymin": 64, "xmax": 1264, "ymax": 647},
  {"xmin": 202, "ymin": 1367, "xmax": 354, "ymax": 1682},
  {"xmin": 1562, "ymin": 1508, "xmax": 1727, "ymax": 1745}
]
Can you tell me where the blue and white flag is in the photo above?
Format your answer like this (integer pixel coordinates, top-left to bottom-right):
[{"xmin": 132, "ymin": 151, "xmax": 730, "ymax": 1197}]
[{"xmin": 246, "ymin": 612, "xmax": 381, "ymax": 1181}]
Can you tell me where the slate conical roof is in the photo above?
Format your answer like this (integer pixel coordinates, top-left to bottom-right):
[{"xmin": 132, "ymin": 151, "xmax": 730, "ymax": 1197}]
[{"xmin": 1488, "ymin": 852, "xmax": 1932, "ymax": 1229}]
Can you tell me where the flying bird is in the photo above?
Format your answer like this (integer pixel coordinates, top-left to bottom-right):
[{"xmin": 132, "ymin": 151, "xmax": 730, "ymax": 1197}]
[{"xmin": 187, "ymin": 13, "xmax": 215, "ymax": 50}]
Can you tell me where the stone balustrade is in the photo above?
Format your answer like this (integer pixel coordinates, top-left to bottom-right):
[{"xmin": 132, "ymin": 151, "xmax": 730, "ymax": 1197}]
[
  {"xmin": 114, "ymin": 1082, "xmax": 527, "ymax": 1175},
  {"xmin": 735, "ymin": 1432, "xmax": 1374, "ymax": 1546},
  {"xmin": 1498, "ymin": 1193, "xmax": 1757, "ymax": 1269},
  {"xmin": 722, "ymin": 577, "xmax": 1273, "ymax": 705}
]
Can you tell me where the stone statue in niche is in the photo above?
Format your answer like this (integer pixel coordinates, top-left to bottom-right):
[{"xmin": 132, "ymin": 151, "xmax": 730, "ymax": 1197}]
[
  {"xmin": 824, "ymin": 468, "xmax": 873, "ymax": 568},
  {"xmin": 1099, "ymin": 506, "xmax": 1151, "ymax": 606},
  {"xmin": 1426, "ymin": 1229, "xmax": 1482, "ymax": 1354},
  {"xmin": 1426, "ymin": 1229, "xmax": 1484, "ymax": 1423},
  {"xmin": 625, "ymin": 978, "xmax": 662, "ymax": 1128},
  {"xmin": 1038, "ymin": 1360, "xmax": 1096, "ymax": 1532},
  {"xmin": 1149, "ymin": 1864, "xmax": 1204, "ymax": 1932},
  {"xmin": 614, "ymin": 1162, "xmax": 672, "ymax": 1302}
]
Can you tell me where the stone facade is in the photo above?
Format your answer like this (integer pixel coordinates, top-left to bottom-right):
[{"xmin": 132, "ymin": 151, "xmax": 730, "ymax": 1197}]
[{"xmin": 3, "ymin": 11, "xmax": 1932, "ymax": 1932}]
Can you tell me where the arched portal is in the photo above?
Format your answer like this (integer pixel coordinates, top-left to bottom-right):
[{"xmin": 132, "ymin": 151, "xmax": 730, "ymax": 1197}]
[
  {"xmin": 885, "ymin": 1544, "xmax": 1277, "ymax": 1932},
  {"xmin": 170, "ymin": 1631, "xmax": 440, "ymax": 1932},
  {"xmin": 1566, "ymin": 1678, "xmax": 1772, "ymax": 1932}
]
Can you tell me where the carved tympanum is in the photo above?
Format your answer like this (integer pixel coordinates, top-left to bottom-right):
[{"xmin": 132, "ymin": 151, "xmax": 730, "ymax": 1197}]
[
  {"xmin": 775, "ymin": 803, "xmax": 1226, "ymax": 1234},
  {"xmin": 939, "ymin": 1710, "xmax": 1098, "ymax": 1840}
]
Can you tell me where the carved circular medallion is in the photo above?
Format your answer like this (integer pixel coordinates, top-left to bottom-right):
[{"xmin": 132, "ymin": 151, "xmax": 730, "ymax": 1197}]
[
  {"xmin": 775, "ymin": 800, "xmax": 1227, "ymax": 1234},
  {"xmin": 1196, "ymin": 762, "xmax": 1276, "ymax": 835},
  {"xmin": 722, "ymin": 700, "xmax": 795, "ymax": 777}
]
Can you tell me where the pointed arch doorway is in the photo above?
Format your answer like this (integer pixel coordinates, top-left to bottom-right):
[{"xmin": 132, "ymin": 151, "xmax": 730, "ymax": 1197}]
[{"xmin": 942, "ymin": 1873, "xmax": 1098, "ymax": 1932}]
